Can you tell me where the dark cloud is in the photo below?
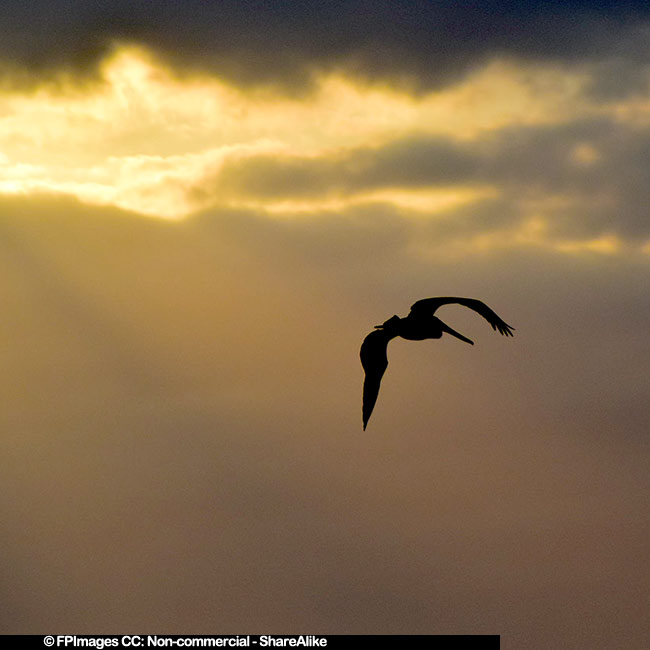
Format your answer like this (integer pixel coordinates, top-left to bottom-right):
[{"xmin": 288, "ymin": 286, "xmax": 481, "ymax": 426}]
[
  {"xmin": 196, "ymin": 116, "xmax": 650, "ymax": 241},
  {"xmin": 480, "ymin": 119, "xmax": 650, "ymax": 238},
  {"xmin": 198, "ymin": 138, "xmax": 476, "ymax": 201},
  {"xmin": 195, "ymin": 137, "xmax": 477, "ymax": 202},
  {"xmin": 585, "ymin": 57, "xmax": 650, "ymax": 99},
  {"xmin": 2, "ymin": 1, "xmax": 650, "ymax": 91}
]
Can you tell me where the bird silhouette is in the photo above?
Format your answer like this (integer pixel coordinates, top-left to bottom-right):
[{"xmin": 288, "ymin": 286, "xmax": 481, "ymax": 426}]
[{"xmin": 360, "ymin": 297, "xmax": 514, "ymax": 430}]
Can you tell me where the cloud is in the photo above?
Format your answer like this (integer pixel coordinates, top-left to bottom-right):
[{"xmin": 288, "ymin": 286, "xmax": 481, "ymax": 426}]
[
  {"xmin": 207, "ymin": 137, "xmax": 479, "ymax": 199},
  {"xmin": 0, "ymin": 48, "xmax": 591, "ymax": 220},
  {"xmin": 1, "ymin": 1, "xmax": 650, "ymax": 93},
  {"xmin": 189, "ymin": 111, "xmax": 650, "ymax": 246},
  {"xmin": 4, "ymin": 41, "xmax": 650, "ymax": 252}
]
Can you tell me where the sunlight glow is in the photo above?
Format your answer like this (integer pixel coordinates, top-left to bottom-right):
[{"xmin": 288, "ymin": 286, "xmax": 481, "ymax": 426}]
[
  {"xmin": 554, "ymin": 234, "xmax": 622, "ymax": 255},
  {"xmin": 411, "ymin": 216, "xmax": 631, "ymax": 260},
  {"xmin": 227, "ymin": 186, "xmax": 499, "ymax": 218},
  {"xmin": 0, "ymin": 46, "xmax": 588, "ymax": 221}
]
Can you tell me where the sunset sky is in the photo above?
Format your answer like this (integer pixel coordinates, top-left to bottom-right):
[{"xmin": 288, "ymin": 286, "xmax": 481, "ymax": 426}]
[{"xmin": 1, "ymin": 3, "xmax": 649, "ymax": 647}]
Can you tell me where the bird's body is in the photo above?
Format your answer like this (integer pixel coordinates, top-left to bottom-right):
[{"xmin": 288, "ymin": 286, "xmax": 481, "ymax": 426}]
[
  {"xmin": 360, "ymin": 297, "xmax": 514, "ymax": 429},
  {"xmin": 395, "ymin": 315, "xmax": 439, "ymax": 340}
]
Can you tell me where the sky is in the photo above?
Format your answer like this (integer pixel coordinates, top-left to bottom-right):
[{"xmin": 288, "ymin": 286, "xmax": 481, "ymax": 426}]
[{"xmin": 0, "ymin": 2, "xmax": 649, "ymax": 647}]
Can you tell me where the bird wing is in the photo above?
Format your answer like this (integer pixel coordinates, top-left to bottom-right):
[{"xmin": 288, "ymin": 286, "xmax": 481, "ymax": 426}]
[
  {"xmin": 360, "ymin": 329, "xmax": 391, "ymax": 430},
  {"xmin": 409, "ymin": 297, "xmax": 515, "ymax": 336}
]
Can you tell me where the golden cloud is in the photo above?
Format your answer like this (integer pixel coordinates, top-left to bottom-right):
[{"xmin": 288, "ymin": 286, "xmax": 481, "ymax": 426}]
[
  {"xmin": 0, "ymin": 46, "xmax": 588, "ymax": 216},
  {"xmin": 2, "ymin": 45, "xmax": 648, "ymax": 257}
]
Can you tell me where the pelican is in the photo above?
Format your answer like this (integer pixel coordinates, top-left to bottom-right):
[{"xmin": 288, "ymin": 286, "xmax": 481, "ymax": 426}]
[{"xmin": 360, "ymin": 297, "xmax": 514, "ymax": 430}]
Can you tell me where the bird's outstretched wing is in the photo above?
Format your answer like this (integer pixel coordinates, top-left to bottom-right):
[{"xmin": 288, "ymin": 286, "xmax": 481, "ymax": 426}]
[
  {"xmin": 409, "ymin": 297, "xmax": 515, "ymax": 336},
  {"xmin": 360, "ymin": 329, "xmax": 392, "ymax": 430}
]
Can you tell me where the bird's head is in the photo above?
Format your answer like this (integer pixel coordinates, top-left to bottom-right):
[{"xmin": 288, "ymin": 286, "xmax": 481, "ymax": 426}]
[{"xmin": 374, "ymin": 314, "xmax": 401, "ymax": 333}]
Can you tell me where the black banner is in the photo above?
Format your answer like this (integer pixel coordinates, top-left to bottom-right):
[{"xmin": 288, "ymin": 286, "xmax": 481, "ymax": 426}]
[{"xmin": 6, "ymin": 636, "xmax": 500, "ymax": 649}]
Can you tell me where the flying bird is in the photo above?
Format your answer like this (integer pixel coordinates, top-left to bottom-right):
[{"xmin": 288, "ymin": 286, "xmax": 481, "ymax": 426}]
[{"xmin": 360, "ymin": 297, "xmax": 514, "ymax": 430}]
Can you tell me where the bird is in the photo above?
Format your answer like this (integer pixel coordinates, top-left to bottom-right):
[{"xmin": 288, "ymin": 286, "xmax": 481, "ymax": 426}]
[{"xmin": 360, "ymin": 297, "xmax": 514, "ymax": 430}]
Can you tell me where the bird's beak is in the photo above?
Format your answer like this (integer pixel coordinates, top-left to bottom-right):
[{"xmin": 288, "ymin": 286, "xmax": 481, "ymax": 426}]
[{"xmin": 374, "ymin": 324, "xmax": 383, "ymax": 329}]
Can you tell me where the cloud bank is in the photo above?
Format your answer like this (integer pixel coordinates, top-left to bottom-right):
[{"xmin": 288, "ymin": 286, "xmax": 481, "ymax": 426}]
[{"xmin": 2, "ymin": 1, "xmax": 650, "ymax": 94}]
